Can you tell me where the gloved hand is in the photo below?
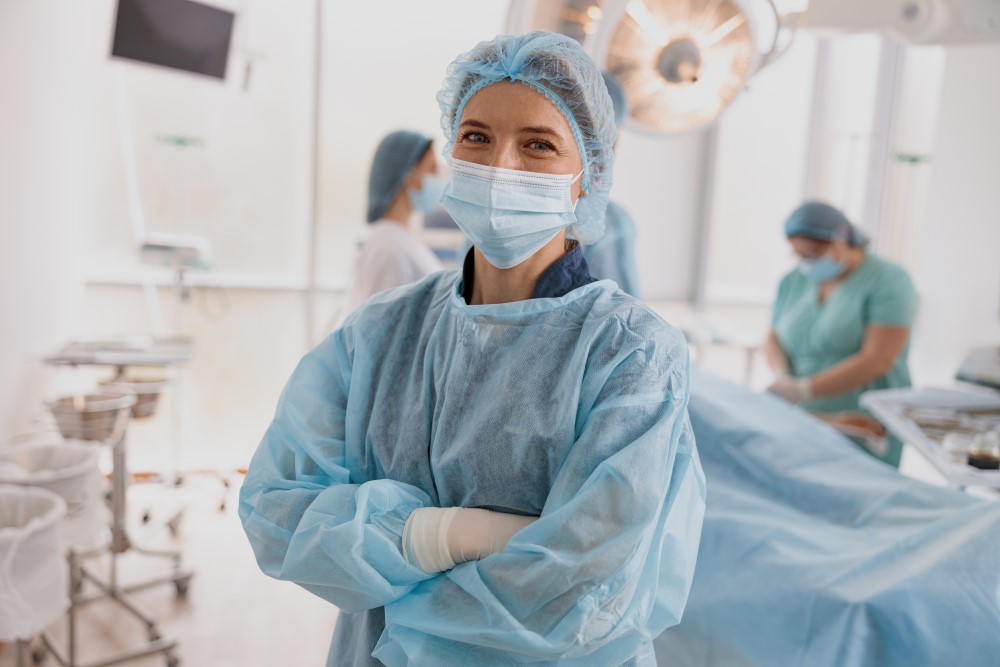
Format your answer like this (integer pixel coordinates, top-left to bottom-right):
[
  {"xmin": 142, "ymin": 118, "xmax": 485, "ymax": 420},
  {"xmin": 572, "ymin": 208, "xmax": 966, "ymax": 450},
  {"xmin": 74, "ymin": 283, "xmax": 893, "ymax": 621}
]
[
  {"xmin": 402, "ymin": 507, "xmax": 537, "ymax": 574},
  {"xmin": 767, "ymin": 375, "xmax": 813, "ymax": 404},
  {"xmin": 447, "ymin": 507, "xmax": 537, "ymax": 564}
]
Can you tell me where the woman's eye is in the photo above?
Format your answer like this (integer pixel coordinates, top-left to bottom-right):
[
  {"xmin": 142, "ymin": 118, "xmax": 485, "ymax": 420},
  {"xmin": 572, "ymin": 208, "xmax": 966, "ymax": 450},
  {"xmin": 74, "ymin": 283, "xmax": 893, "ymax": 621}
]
[
  {"xmin": 527, "ymin": 140, "xmax": 553, "ymax": 151},
  {"xmin": 462, "ymin": 131, "xmax": 488, "ymax": 143}
]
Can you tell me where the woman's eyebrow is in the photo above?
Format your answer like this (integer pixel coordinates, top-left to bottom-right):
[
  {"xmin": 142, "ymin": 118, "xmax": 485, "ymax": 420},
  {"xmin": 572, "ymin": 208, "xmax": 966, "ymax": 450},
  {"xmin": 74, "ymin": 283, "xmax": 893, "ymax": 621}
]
[
  {"xmin": 520, "ymin": 126, "xmax": 562, "ymax": 137},
  {"xmin": 459, "ymin": 119, "xmax": 491, "ymax": 130}
]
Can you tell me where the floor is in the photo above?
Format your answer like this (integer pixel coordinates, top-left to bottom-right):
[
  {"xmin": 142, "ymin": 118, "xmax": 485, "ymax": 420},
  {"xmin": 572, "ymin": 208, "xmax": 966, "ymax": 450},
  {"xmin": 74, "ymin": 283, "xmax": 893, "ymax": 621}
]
[{"xmin": 0, "ymin": 480, "xmax": 338, "ymax": 667}]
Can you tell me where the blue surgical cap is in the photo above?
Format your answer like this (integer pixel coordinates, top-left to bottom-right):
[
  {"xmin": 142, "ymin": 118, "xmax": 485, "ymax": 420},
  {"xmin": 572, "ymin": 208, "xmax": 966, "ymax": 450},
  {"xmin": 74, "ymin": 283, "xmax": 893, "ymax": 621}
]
[
  {"xmin": 437, "ymin": 32, "xmax": 616, "ymax": 244},
  {"xmin": 602, "ymin": 71, "xmax": 629, "ymax": 129},
  {"xmin": 367, "ymin": 130, "xmax": 432, "ymax": 223},
  {"xmin": 784, "ymin": 201, "xmax": 870, "ymax": 247}
]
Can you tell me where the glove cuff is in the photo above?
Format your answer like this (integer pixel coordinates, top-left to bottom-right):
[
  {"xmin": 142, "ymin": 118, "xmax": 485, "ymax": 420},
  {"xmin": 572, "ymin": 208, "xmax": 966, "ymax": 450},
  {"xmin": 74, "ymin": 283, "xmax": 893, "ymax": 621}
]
[
  {"xmin": 403, "ymin": 507, "xmax": 459, "ymax": 573},
  {"xmin": 798, "ymin": 377, "xmax": 814, "ymax": 401}
]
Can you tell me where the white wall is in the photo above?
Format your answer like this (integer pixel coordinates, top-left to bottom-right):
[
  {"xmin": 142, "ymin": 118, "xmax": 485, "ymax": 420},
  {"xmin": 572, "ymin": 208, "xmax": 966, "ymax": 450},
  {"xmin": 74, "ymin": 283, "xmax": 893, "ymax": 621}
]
[
  {"xmin": 908, "ymin": 43, "xmax": 1000, "ymax": 386},
  {"xmin": 701, "ymin": 32, "xmax": 819, "ymax": 305},
  {"xmin": 85, "ymin": 0, "xmax": 315, "ymax": 287},
  {"xmin": 45, "ymin": 0, "xmax": 318, "ymax": 465},
  {"xmin": 870, "ymin": 44, "xmax": 946, "ymax": 268},
  {"xmin": 615, "ymin": 128, "xmax": 709, "ymax": 300},
  {"xmin": 803, "ymin": 34, "xmax": 884, "ymax": 226},
  {"xmin": 0, "ymin": 0, "xmax": 94, "ymax": 435}
]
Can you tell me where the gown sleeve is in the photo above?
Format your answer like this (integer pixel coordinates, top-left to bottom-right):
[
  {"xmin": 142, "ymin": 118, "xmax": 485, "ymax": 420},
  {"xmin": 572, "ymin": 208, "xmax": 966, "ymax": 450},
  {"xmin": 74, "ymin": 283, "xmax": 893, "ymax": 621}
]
[
  {"xmin": 375, "ymin": 325, "xmax": 707, "ymax": 665},
  {"xmin": 238, "ymin": 330, "xmax": 437, "ymax": 613}
]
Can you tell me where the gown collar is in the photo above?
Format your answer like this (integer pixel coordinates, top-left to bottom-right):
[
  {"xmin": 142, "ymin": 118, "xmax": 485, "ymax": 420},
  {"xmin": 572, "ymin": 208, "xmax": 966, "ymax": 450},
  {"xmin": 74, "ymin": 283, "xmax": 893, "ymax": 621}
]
[{"xmin": 459, "ymin": 242, "xmax": 596, "ymax": 304}]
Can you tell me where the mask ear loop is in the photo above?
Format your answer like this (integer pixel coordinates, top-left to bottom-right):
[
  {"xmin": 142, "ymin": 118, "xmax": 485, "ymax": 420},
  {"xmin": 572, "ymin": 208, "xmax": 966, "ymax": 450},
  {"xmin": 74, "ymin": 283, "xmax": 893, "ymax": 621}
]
[{"xmin": 572, "ymin": 167, "xmax": 586, "ymax": 196}]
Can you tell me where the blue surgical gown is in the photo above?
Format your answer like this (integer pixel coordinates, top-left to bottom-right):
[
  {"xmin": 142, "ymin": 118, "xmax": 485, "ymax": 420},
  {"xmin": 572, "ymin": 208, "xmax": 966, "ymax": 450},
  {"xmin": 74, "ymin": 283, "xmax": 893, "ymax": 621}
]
[
  {"xmin": 239, "ymin": 272, "xmax": 705, "ymax": 666},
  {"xmin": 582, "ymin": 201, "xmax": 642, "ymax": 298}
]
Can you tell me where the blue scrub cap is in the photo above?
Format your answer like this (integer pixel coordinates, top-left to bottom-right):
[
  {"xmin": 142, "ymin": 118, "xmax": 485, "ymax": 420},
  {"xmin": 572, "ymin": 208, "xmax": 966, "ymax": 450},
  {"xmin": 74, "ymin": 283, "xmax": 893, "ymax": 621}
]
[
  {"xmin": 602, "ymin": 71, "xmax": 629, "ymax": 129},
  {"xmin": 437, "ymin": 32, "xmax": 616, "ymax": 244},
  {"xmin": 367, "ymin": 130, "xmax": 432, "ymax": 223},
  {"xmin": 784, "ymin": 201, "xmax": 870, "ymax": 247}
]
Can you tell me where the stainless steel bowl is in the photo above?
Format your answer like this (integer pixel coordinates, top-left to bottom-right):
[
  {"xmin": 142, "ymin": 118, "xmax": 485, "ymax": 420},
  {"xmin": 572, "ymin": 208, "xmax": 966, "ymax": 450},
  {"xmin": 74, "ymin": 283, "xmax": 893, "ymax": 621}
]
[
  {"xmin": 48, "ymin": 393, "xmax": 137, "ymax": 442},
  {"xmin": 99, "ymin": 377, "xmax": 170, "ymax": 419}
]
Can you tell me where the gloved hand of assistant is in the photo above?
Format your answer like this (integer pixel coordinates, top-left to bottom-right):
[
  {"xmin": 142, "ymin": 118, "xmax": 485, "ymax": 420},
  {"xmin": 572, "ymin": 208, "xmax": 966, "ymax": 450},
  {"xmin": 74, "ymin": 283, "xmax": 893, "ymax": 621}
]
[
  {"xmin": 767, "ymin": 375, "xmax": 813, "ymax": 404},
  {"xmin": 402, "ymin": 507, "xmax": 538, "ymax": 574}
]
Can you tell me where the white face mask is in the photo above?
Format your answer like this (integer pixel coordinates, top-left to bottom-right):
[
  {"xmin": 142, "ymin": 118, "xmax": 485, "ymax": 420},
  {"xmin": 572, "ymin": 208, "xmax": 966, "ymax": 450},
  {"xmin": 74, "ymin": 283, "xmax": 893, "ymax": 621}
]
[
  {"xmin": 798, "ymin": 254, "xmax": 846, "ymax": 282},
  {"xmin": 440, "ymin": 158, "xmax": 583, "ymax": 269},
  {"xmin": 408, "ymin": 173, "xmax": 447, "ymax": 214}
]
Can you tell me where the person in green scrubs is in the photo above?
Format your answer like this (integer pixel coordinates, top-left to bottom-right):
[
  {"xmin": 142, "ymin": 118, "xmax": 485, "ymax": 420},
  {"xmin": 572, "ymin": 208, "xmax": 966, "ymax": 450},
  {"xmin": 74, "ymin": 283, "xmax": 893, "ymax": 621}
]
[{"xmin": 764, "ymin": 201, "xmax": 918, "ymax": 466}]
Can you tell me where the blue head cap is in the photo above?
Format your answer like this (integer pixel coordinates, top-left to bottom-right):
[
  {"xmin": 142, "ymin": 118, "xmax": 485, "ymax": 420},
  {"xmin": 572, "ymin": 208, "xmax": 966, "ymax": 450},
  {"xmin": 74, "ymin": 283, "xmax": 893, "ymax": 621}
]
[
  {"xmin": 436, "ymin": 32, "xmax": 616, "ymax": 244},
  {"xmin": 601, "ymin": 71, "xmax": 629, "ymax": 129},
  {"xmin": 367, "ymin": 130, "xmax": 432, "ymax": 223},
  {"xmin": 784, "ymin": 201, "xmax": 870, "ymax": 247}
]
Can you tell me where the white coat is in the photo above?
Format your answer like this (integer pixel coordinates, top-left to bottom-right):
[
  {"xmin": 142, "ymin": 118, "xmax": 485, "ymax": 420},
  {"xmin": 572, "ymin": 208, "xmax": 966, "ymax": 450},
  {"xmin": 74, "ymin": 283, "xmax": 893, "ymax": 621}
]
[{"xmin": 339, "ymin": 219, "xmax": 443, "ymax": 323}]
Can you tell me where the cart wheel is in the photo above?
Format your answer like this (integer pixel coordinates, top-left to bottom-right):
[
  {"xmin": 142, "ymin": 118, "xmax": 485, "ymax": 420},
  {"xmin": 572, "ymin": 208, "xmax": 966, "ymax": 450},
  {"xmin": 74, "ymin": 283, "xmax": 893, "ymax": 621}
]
[
  {"xmin": 31, "ymin": 644, "xmax": 48, "ymax": 664},
  {"xmin": 166, "ymin": 655, "xmax": 181, "ymax": 667},
  {"xmin": 167, "ymin": 515, "xmax": 182, "ymax": 536},
  {"xmin": 218, "ymin": 499, "xmax": 227, "ymax": 512},
  {"xmin": 141, "ymin": 510, "xmax": 151, "ymax": 524},
  {"xmin": 175, "ymin": 576, "xmax": 191, "ymax": 597}
]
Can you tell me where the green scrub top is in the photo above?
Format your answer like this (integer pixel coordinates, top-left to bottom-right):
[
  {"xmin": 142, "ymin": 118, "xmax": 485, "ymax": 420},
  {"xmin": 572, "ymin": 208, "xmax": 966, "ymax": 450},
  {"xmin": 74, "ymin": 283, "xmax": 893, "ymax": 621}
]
[{"xmin": 772, "ymin": 253, "xmax": 918, "ymax": 416}]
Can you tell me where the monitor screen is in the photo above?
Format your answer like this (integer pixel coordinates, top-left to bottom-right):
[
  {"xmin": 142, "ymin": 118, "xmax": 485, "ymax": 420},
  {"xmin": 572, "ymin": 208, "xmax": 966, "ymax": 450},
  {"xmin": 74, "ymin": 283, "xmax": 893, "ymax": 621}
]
[{"xmin": 111, "ymin": 0, "xmax": 235, "ymax": 80}]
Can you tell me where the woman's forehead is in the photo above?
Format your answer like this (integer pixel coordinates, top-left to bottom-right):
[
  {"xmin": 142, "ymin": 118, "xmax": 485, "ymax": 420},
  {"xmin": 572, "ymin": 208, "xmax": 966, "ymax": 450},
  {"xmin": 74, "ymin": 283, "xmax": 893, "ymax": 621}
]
[
  {"xmin": 460, "ymin": 81, "xmax": 573, "ymax": 137},
  {"xmin": 789, "ymin": 236, "xmax": 830, "ymax": 253}
]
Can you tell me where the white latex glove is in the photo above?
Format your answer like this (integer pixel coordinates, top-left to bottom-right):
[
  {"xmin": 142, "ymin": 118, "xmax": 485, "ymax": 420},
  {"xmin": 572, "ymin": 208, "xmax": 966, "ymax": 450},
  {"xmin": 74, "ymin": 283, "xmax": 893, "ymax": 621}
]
[
  {"xmin": 403, "ymin": 507, "xmax": 537, "ymax": 574},
  {"xmin": 447, "ymin": 507, "xmax": 537, "ymax": 564},
  {"xmin": 402, "ymin": 507, "xmax": 460, "ymax": 573},
  {"xmin": 767, "ymin": 375, "xmax": 813, "ymax": 404}
]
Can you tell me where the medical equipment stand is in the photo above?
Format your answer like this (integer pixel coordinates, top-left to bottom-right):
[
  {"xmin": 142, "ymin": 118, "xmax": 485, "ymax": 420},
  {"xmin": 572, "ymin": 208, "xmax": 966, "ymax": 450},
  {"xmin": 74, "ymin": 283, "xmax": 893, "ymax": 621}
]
[{"xmin": 37, "ymin": 343, "xmax": 195, "ymax": 667}]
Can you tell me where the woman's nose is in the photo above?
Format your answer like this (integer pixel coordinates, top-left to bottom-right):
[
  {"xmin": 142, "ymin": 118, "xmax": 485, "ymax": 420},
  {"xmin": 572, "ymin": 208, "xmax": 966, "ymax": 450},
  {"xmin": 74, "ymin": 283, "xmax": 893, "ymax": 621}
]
[{"xmin": 488, "ymin": 142, "xmax": 521, "ymax": 171}]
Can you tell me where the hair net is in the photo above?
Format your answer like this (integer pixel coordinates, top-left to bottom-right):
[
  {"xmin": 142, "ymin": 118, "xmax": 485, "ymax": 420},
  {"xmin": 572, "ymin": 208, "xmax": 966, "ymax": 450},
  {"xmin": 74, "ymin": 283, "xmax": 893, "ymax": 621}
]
[
  {"xmin": 367, "ymin": 130, "xmax": 432, "ymax": 223},
  {"xmin": 436, "ymin": 32, "xmax": 616, "ymax": 244},
  {"xmin": 784, "ymin": 201, "xmax": 869, "ymax": 247},
  {"xmin": 601, "ymin": 71, "xmax": 629, "ymax": 129}
]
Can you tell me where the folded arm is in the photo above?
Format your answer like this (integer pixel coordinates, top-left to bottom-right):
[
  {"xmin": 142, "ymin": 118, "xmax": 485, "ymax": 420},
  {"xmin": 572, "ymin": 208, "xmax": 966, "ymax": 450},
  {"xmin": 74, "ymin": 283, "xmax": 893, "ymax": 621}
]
[{"xmin": 239, "ymin": 333, "xmax": 437, "ymax": 612}]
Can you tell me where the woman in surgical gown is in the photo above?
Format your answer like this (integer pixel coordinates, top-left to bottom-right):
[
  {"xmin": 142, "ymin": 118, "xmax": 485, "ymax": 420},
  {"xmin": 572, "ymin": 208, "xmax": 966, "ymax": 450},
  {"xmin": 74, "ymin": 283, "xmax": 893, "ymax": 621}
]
[
  {"xmin": 340, "ymin": 130, "xmax": 445, "ymax": 317},
  {"xmin": 240, "ymin": 32, "xmax": 705, "ymax": 666},
  {"xmin": 764, "ymin": 201, "xmax": 918, "ymax": 466}
]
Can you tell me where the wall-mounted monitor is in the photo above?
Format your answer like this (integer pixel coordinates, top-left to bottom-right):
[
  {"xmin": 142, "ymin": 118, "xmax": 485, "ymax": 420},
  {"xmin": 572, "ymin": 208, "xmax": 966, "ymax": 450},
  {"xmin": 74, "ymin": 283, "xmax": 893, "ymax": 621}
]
[{"xmin": 110, "ymin": 0, "xmax": 235, "ymax": 80}]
